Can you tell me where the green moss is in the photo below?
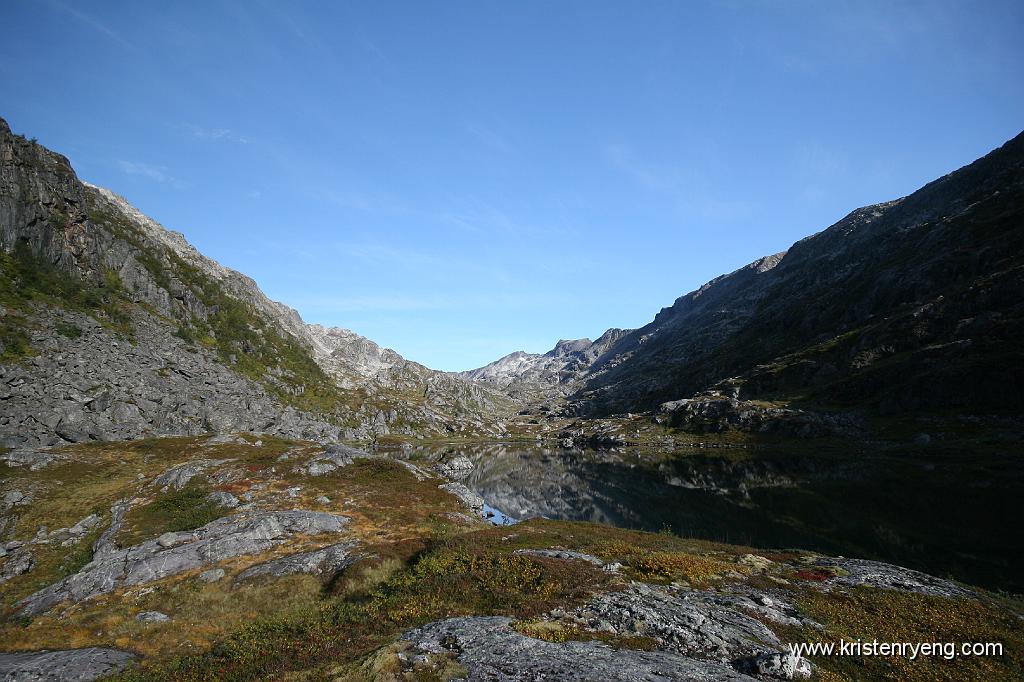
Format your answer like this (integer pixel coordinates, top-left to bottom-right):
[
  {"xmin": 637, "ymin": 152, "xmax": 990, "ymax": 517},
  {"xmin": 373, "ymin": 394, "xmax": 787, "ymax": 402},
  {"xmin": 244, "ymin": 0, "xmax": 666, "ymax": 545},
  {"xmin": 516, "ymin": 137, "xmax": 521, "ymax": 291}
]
[
  {"xmin": 57, "ymin": 529, "xmax": 100, "ymax": 579},
  {"xmin": 118, "ymin": 484, "xmax": 226, "ymax": 546},
  {"xmin": 0, "ymin": 317, "xmax": 34, "ymax": 360},
  {"xmin": 513, "ymin": 618, "xmax": 658, "ymax": 650},
  {"xmin": 55, "ymin": 323, "xmax": 82, "ymax": 339},
  {"xmin": 0, "ymin": 242, "xmax": 133, "ymax": 341},
  {"xmin": 781, "ymin": 587, "xmax": 1024, "ymax": 681}
]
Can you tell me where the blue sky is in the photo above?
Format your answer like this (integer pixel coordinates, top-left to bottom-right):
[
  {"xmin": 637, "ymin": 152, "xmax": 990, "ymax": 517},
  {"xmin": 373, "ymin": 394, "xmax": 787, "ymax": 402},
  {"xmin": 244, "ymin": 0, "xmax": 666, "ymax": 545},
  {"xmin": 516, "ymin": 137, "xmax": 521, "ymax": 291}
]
[{"xmin": 3, "ymin": 1, "xmax": 1023, "ymax": 371}]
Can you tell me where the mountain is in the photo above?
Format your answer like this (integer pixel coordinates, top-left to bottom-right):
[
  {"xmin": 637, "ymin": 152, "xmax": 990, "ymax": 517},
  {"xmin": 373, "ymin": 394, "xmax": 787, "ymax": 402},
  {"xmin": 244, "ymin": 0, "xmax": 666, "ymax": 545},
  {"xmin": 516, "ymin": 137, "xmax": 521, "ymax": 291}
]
[
  {"xmin": 469, "ymin": 132, "xmax": 1024, "ymax": 430},
  {"xmin": 0, "ymin": 117, "xmax": 510, "ymax": 447},
  {"xmin": 459, "ymin": 329, "xmax": 629, "ymax": 404}
]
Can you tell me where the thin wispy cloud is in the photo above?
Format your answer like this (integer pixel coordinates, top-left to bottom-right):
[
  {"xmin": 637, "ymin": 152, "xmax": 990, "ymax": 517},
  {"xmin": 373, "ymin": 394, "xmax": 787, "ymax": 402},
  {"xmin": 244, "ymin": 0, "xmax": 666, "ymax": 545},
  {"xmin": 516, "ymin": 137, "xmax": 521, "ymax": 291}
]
[
  {"xmin": 335, "ymin": 240, "xmax": 509, "ymax": 282},
  {"xmin": 117, "ymin": 160, "xmax": 185, "ymax": 188},
  {"xmin": 181, "ymin": 124, "xmax": 249, "ymax": 144},
  {"xmin": 316, "ymin": 187, "xmax": 405, "ymax": 214},
  {"xmin": 605, "ymin": 144, "xmax": 753, "ymax": 222},
  {"xmin": 605, "ymin": 144, "xmax": 697, "ymax": 193},
  {"xmin": 466, "ymin": 123, "xmax": 513, "ymax": 153},
  {"xmin": 292, "ymin": 294, "xmax": 460, "ymax": 313},
  {"xmin": 439, "ymin": 197, "xmax": 573, "ymax": 240},
  {"xmin": 45, "ymin": 0, "xmax": 133, "ymax": 49},
  {"xmin": 291, "ymin": 290, "xmax": 576, "ymax": 314}
]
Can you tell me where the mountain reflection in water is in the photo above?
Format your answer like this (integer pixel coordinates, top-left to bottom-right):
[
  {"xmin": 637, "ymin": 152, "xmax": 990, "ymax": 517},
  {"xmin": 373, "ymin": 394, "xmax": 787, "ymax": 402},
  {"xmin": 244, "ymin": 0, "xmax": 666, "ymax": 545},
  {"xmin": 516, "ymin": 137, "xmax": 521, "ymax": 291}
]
[{"xmin": 397, "ymin": 443, "xmax": 1022, "ymax": 593}]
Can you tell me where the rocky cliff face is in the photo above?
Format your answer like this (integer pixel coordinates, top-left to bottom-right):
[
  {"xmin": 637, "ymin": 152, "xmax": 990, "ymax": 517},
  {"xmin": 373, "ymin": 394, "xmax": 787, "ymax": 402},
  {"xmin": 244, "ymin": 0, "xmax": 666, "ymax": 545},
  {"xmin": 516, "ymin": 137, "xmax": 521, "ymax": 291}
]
[
  {"xmin": 461, "ymin": 328, "xmax": 630, "ymax": 403},
  {"xmin": 0, "ymin": 117, "xmax": 510, "ymax": 447},
  {"xmin": 472, "ymin": 132, "xmax": 1024, "ymax": 425}
]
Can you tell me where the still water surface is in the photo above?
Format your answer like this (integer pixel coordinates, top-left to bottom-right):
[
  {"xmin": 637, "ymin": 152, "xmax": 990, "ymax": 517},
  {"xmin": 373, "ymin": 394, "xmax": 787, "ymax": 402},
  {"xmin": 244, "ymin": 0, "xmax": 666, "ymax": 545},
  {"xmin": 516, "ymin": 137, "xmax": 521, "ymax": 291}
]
[{"xmin": 398, "ymin": 443, "xmax": 1022, "ymax": 592}]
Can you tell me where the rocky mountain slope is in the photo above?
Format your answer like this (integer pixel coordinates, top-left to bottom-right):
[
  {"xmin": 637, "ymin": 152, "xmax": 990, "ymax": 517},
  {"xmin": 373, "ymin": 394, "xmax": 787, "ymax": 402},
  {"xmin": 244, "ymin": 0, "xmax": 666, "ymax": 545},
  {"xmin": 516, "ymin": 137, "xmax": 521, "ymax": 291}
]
[
  {"xmin": 0, "ymin": 117, "xmax": 511, "ymax": 447},
  {"xmin": 470, "ymin": 132, "xmax": 1024, "ymax": 431}
]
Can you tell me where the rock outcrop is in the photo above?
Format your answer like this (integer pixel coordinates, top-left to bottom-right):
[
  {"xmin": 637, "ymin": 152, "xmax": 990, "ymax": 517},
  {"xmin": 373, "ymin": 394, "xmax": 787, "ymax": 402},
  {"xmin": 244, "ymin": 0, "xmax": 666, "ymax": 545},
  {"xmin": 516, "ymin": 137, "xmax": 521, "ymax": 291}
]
[
  {"xmin": 234, "ymin": 541, "xmax": 359, "ymax": 583},
  {"xmin": 0, "ymin": 647, "xmax": 136, "ymax": 682},
  {"xmin": 15, "ymin": 510, "xmax": 350, "ymax": 616},
  {"xmin": 402, "ymin": 616, "xmax": 761, "ymax": 681}
]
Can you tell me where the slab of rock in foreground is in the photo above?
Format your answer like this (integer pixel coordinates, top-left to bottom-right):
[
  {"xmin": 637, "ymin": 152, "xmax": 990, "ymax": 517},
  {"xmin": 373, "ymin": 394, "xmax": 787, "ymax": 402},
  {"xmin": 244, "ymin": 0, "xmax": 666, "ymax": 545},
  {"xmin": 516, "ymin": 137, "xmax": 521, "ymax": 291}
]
[
  {"xmin": 234, "ymin": 541, "xmax": 360, "ymax": 583},
  {"xmin": 564, "ymin": 584, "xmax": 811, "ymax": 679},
  {"xmin": 16, "ymin": 510, "xmax": 349, "ymax": 617},
  {"xmin": 812, "ymin": 557, "xmax": 973, "ymax": 598},
  {"xmin": 403, "ymin": 616, "xmax": 758, "ymax": 681},
  {"xmin": 0, "ymin": 647, "xmax": 136, "ymax": 681}
]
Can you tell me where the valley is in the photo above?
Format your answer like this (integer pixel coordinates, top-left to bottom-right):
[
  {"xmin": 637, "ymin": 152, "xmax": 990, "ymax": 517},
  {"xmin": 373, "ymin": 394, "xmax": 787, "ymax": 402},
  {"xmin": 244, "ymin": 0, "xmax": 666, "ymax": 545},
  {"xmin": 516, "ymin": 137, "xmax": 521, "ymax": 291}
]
[{"xmin": 1, "ymin": 117, "xmax": 1023, "ymax": 680}]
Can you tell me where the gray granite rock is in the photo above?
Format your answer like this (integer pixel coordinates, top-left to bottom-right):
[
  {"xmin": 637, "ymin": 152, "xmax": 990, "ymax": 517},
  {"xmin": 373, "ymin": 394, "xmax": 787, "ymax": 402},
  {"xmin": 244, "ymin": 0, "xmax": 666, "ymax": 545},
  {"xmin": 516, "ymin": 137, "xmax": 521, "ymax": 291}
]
[
  {"xmin": 402, "ymin": 616, "xmax": 758, "ymax": 681},
  {"xmin": 234, "ymin": 541, "xmax": 359, "ymax": 583},
  {"xmin": 135, "ymin": 611, "xmax": 170, "ymax": 623},
  {"xmin": 301, "ymin": 445, "xmax": 368, "ymax": 476},
  {"xmin": 0, "ymin": 647, "xmax": 136, "ymax": 681},
  {"xmin": 206, "ymin": 491, "xmax": 240, "ymax": 508},
  {"xmin": 15, "ymin": 510, "xmax": 349, "ymax": 616},
  {"xmin": 0, "ymin": 448, "xmax": 65, "ymax": 470},
  {"xmin": 198, "ymin": 568, "xmax": 226, "ymax": 583},
  {"xmin": 439, "ymin": 482, "xmax": 485, "ymax": 514},
  {"xmin": 0, "ymin": 548, "xmax": 34, "ymax": 583},
  {"xmin": 562, "ymin": 584, "xmax": 812, "ymax": 678},
  {"xmin": 512, "ymin": 548, "xmax": 607, "ymax": 566},
  {"xmin": 152, "ymin": 459, "xmax": 230, "ymax": 492},
  {"xmin": 3, "ymin": 490, "xmax": 29, "ymax": 509},
  {"xmin": 813, "ymin": 556, "xmax": 974, "ymax": 598}
]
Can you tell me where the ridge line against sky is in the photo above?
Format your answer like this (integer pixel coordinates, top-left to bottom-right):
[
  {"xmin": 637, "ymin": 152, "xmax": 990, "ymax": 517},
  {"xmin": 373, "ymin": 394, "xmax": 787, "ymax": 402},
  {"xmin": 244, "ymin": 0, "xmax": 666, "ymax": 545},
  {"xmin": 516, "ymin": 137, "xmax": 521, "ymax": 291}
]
[{"xmin": 2, "ymin": 0, "xmax": 1023, "ymax": 371}]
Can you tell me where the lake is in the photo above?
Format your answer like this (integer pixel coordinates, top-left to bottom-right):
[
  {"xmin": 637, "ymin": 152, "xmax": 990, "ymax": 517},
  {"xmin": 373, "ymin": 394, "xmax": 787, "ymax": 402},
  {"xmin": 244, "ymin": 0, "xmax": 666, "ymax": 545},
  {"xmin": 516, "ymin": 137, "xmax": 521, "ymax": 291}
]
[{"xmin": 394, "ymin": 442, "xmax": 1023, "ymax": 592}]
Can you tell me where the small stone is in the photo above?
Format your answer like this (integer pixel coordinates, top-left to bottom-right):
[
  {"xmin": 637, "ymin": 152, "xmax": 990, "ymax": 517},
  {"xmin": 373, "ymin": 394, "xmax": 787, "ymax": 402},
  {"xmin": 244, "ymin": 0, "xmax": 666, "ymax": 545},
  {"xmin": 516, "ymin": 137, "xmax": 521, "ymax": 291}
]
[
  {"xmin": 206, "ymin": 491, "xmax": 240, "ymax": 508},
  {"xmin": 306, "ymin": 462, "xmax": 338, "ymax": 476},
  {"xmin": 157, "ymin": 532, "xmax": 182, "ymax": 548},
  {"xmin": 0, "ymin": 550, "xmax": 34, "ymax": 582},
  {"xmin": 136, "ymin": 611, "xmax": 171, "ymax": 623},
  {"xmin": 739, "ymin": 553, "xmax": 774, "ymax": 571},
  {"xmin": 198, "ymin": 568, "xmax": 225, "ymax": 583},
  {"xmin": 315, "ymin": 495, "xmax": 331, "ymax": 505}
]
